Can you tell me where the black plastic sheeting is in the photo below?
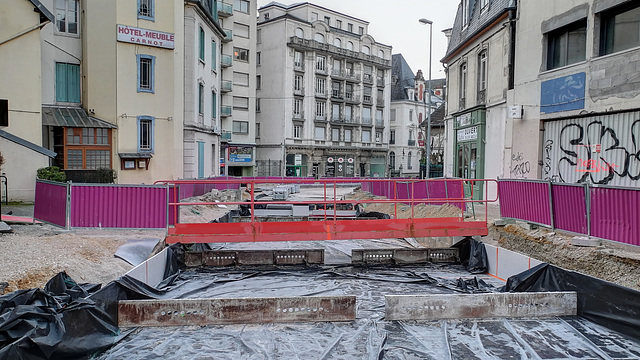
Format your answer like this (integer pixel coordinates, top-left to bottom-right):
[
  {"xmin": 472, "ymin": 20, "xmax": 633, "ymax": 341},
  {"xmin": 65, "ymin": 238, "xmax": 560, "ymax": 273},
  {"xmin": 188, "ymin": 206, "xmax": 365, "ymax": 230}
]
[{"xmin": 502, "ymin": 262, "xmax": 640, "ymax": 340}]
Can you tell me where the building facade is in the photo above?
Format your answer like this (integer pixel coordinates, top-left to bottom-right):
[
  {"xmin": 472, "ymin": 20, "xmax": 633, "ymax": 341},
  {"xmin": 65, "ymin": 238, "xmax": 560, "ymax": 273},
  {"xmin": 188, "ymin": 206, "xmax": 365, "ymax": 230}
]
[
  {"xmin": 256, "ymin": 2, "xmax": 392, "ymax": 178},
  {"xmin": 183, "ymin": 0, "xmax": 225, "ymax": 179},
  {"xmin": 218, "ymin": 0, "xmax": 257, "ymax": 176},
  {"xmin": 442, "ymin": 0, "xmax": 515, "ymax": 199}
]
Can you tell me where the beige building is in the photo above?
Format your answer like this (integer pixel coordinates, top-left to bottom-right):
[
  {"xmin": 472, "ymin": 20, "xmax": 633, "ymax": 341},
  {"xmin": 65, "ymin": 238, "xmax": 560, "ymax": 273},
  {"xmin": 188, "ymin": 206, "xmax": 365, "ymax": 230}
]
[
  {"xmin": 256, "ymin": 2, "xmax": 392, "ymax": 177},
  {"xmin": 0, "ymin": 0, "xmax": 55, "ymax": 201},
  {"xmin": 218, "ymin": 0, "xmax": 258, "ymax": 176}
]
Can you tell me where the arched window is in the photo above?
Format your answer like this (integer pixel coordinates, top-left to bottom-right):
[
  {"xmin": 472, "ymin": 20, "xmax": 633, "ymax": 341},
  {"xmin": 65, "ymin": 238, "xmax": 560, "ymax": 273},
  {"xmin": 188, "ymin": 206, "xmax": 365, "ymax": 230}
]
[
  {"xmin": 333, "ymin": 38, "xmax": 341, "ymax": 47},
  {"xmin": 407, "ymin": 152, "xmax": 412, "ymax": 169},
  {"xmin": 295, "ymin": 27, "xmax": 304, "ymax": 38},
  {"xmin": 346, "ymin": 41, "xmax": 354, "ymax": 51},
  {"xmin": 389, "ymin": 151, "xmax": 396, "ymax": 169},
  {"xmin": 362, "ymin": 45, "xmax": 370, "ymax": 55},
  {"xmin": 378, "ymin": 49, "xmax": 384, "ymax": 58},
  {"xmin": 314, "ymin": 33, "xmax": 325, "ymax": 43}
]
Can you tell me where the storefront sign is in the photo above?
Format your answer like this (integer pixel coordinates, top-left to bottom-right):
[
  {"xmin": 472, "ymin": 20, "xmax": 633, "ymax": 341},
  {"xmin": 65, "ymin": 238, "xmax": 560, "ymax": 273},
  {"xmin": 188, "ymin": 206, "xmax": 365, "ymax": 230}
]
[
  {"xmin": 338, "ymin": 157, "xmax": 344, "ymax": 163},
  {"xmin": 228, "ymin": 146, "xmax": 252, "ymax": 163},
  {"xmin": 294, "ymin": 154, "xmax": 302, "ymax": 166},
  {"xmin": 117, "ymin": 24, "xmax": 175, "ymax": 49},
  {"xmin": 457, "ymin": 126, "xmax": 478, "ymax": 142},
  {"xmin": 457, "ymin": 114, "xmax": 471, "ymax": 127},
  {"xmin": 327, "ymin": 157, "xmax": 334, "ymax": 163}
]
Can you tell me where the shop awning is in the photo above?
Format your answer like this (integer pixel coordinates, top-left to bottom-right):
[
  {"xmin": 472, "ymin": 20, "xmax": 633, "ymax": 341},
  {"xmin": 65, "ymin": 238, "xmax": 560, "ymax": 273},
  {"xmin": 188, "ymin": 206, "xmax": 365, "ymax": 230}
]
[{"xmin": 42, "ymin": 106, "xmax": 117, "ymax": 129}]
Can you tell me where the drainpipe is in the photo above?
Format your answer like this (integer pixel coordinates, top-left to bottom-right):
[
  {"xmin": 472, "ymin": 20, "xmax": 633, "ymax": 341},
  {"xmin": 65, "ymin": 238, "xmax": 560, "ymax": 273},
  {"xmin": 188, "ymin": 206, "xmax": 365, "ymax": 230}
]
[{"xmin": 507, "ymin": 1, "xmax": 518, "ymax": 90}]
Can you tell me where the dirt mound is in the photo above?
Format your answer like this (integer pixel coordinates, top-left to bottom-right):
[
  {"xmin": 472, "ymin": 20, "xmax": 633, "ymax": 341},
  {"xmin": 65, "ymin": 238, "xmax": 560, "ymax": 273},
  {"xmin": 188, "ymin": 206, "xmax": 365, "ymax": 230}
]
[{"xmin": 345, "ymin": 190, "xmax": 463, "ymax": 219}]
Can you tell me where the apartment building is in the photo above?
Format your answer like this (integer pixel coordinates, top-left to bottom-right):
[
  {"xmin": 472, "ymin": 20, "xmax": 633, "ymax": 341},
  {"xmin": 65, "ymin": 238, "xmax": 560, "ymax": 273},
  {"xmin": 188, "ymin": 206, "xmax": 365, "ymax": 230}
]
[
  {"xmin": 218, "ymin": 0, "xmax": 257, "ymax": 176},
  {"xmin": 183, "ymin": 1, "xmax": 226, "ymax": 179},
  {"xmin": 442, "ymin": 0, "xmax": 515, "ymax": 199},
  {"xmin": 256, "ymin": 2, "xmax": 392, "ymax": 177}
]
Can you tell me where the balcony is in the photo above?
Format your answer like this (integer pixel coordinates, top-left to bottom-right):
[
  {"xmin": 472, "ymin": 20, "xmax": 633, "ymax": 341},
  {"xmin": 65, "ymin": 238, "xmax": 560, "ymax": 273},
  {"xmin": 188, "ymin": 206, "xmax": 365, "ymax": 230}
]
[
  {"xmin": 344, "ymin": 92, "xmax": 359, "ymax": 104},
  {"xmin": 376, "ymin": 97, "xmax": 385, "ymax": 107},
  {"xmin": 362, "ymin": 117, "xmax": 373, "ymax": 126},
  {"xmin": 375, "ymin": 119, "xmax": 384, "ymax": 127},
  {"xmin": 314, "ymin": 115, "xmax": 327, "ymax": 122},
  {"xmin": 217, "ymin": 1, "xmax": 233, "ymax": 17},
  {"xmin": 287, "ymin": 36, "xmax": 392, "ymax": 69},
  {"xmin": 331, "ymin": 90, "xmax": 344, "ymax": 101},
  {"xmin": 222, "ymin": 29, "xmax": 232, "ymax": 42},
  {"xmin": 221, "ymin": 54, "xmax": 232, "ymax": 68},
  {"xmin": 220, "ymin": 105, "xmax": 232, "ymax": 117},
  {"xmin": 221, "ymin": 131, "xmax": 232, "ymax": 142},
  {"xmin": 363, "ymin": 73, "xmax": 374, "ymax": 84},
  {"xmin": 315, "ymin": 66, "xmax": 328, "ymax": 75},
  {"xmin": 343, "ymin": 116, "xmax": 359, "ymax": 125},
  {"xmin": 408, "ymin": 140, "xmax": 416, "ymax": 146},
  {"xmin": 294, "ymin": 61, "xmax": 304, "ymax": 72},
  {"xmin": 330, "ymin": 114, "xmax": 343, "ymax": 123},
  {"xmin": 221, "ymin": 80, "xmax": 233, "ymax": 92},
  {"xmin": 292, "ymin": 111, "xmax": 305, "ymax": 121},
  {"xmin": 315, "ymin": 90, "xmax": 328, "ymax": 99},
  {"xmin": 363, "ymin": 95, "xmax": 373, "ymax": 105},
  {"xmin": 293, "ymin": 86, "xmax": 305, "ymax": 96}
]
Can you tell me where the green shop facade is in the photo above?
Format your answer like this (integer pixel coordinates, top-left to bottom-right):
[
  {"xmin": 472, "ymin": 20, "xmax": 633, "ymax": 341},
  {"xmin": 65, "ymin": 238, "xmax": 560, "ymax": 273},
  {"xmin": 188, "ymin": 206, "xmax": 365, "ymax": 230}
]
[{"xmin": 453, "ymin": 106, "xmax": 485, "ymax": 199}]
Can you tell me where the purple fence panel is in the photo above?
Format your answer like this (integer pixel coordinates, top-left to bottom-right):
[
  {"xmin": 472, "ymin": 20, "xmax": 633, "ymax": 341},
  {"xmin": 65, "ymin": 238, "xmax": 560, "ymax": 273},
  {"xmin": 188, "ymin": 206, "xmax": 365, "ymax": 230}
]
[
  {"xmin": 590, "ymin": 187, "xmax": 640, "ymax": 246},
  {"xmin": 552, "ymin": 184, "xmax": 588, "ymax": 235},
  {"xmin": 34, "ymin": 180, "xmax": 68, "ymax": 227},
  {"xmin": 395, "ymin": 182, "xmax": 412, "ymax": 200},
  {"xmin": 498, "ymin": 180, "xmax": 552, "ymax": 226},
  {"xmin": 70, "ymin": 185, "xmax": 168, "ymax": 228}
]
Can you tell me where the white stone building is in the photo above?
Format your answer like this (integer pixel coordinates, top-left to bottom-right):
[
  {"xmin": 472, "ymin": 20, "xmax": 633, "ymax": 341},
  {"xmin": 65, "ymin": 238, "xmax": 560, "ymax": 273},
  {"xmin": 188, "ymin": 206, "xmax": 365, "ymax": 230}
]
[{"xmin": 255, "ymin": 2, "xmax": 392, "ymax": 177}]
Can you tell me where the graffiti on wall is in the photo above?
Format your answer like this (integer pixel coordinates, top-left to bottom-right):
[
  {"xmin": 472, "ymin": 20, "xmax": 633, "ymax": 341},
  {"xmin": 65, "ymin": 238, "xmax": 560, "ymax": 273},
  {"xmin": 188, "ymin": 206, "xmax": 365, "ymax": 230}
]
[
  {"xmin": 510, "ymin": 152, "xmax": 531, "ymax": 178},
  {"xmin": 544, "ymin": 119, "xmax": 640, "ymax": 185}
]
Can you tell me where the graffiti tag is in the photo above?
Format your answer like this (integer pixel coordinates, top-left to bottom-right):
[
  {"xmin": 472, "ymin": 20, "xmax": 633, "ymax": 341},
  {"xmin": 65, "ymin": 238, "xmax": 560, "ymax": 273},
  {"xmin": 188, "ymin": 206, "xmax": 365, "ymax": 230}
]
[{"xmin": 510, "ymin": 152, "xmax": 531, "ymax": 178}]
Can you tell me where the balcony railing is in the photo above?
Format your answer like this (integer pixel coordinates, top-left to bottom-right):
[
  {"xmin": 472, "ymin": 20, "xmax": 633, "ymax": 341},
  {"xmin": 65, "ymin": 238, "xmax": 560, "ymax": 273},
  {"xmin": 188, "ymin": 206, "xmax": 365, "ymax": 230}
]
[
  {"xmin": 315, "ymin": 66, "xmax": 328, "ymax": 75},
  {"xmin": 287, "ymin": 37, "xmax": 392, "ymax": 69},
  {"xmin": 221, "ymin": 131, "xmax": 232, "ymax": 141},
  {"xmin": 220, "ymin": 105, "xmax": 232, "ymax": 117},
  {"xmin": 221, "ymin": 54, "xmax": 232, "ymax": 68},
  {"xmin": 375, "ymin": 119, "xmax": 384, "ymax": 127},
  {"xmin": 331, "ymin": 90, "xmax": 343, "ymax": 100},
  {"xmin": 293, "ymin": 86, "xmax": 305, "ymax": 96},
  {"xmin": 408, "ymin": 140, "xmax": 416, "ymax": 146},
  {"xmin": 294, "ymin": 61, "xmax": 304, "ymax": 71},
  {"xmin": 315, "ymin": 115, "xmax": 327, "ymax": 122},
  {"xmin": 331, "ymin": 114, "xmax": 343, "ymax": 122},
  {"xmin": 363, "ymin": 95, "xmax": 373, "ymax": 105},
  {"xmin": 217, "ymin": 1, "xmax": 233, "ymax": 17},
  {"xmin": 363, "ymin": 73, "xmax": 374, "ymax": 84},
  {"xmin": 292, "ymin": 111, "xmax": 305, "ymax": 121},
  {"xmin": 376, "ymin": 97, "xmax": 384, "ymax": 107},
  {"xmin": 221, "ymin": 80, "xmax": 233, "ymax": 92},
  {"xmin": 362, "ymin": 117, "xmax": 372, "ymax": 125},
  {"xmin": 222, "ymin": 29, "xmax": 233, "ymax": 42}
]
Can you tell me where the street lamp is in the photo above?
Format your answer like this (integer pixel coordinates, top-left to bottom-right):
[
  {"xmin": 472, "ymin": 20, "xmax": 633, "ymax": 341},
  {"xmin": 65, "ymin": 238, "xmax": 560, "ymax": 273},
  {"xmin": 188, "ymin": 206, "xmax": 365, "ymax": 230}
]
[{"xmin": 419, "ymin": 18, "xmax": 433, "ymax": 179}]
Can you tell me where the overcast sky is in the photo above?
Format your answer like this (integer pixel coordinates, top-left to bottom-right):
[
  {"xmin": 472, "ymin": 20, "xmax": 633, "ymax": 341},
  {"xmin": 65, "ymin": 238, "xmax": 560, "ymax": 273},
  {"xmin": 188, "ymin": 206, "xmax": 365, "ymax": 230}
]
[{"xmin": 256, "ymin": 0, "xmax": 459, "ymax": 80}]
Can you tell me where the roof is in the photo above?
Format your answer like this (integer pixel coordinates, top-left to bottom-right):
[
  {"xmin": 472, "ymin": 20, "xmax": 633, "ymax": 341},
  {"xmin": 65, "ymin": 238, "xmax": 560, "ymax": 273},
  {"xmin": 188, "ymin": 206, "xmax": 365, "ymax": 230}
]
[
  {"xmin": 0, "ymin": 129, "xmax": 56, "ymax": 157},
  {"xmin": 42, "ymin": 106, "xmax": 117, "ymax": 129},
  {"xmin": 118, "ymin": 153, "xmax": 153, "ymax": 159},
  {"xmin": 391, "ymin": 54, "xmax": 417, "ymax": 101},
  {"xmin": 27, "ymin": 0, "xmax": 54, "ymax": 23},
  {"xmin": 259, "ymin": 2, "xmax": 369, "ymax": 24},
  {"xmin": 442, "ymin": 0, "xmax": 513, "ymax": 63},
  {"xmin": 422, "ymin": 103, "xmax": 446, "ymax": 127}
]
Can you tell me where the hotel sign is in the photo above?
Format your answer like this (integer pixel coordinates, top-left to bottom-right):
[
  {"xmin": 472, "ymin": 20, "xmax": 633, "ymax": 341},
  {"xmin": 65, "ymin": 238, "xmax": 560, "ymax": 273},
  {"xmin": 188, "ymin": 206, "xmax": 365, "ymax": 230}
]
[{"xmin": 117, "ymin": 24, "xmax": 175, "ymax": 49}]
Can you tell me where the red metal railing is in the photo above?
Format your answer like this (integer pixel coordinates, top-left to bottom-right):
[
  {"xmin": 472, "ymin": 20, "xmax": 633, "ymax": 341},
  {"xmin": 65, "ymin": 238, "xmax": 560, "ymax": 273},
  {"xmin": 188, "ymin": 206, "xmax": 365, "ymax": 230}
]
[{"xmin": 155, "ymin": 178, "xmax": 498, "ymax": 244}]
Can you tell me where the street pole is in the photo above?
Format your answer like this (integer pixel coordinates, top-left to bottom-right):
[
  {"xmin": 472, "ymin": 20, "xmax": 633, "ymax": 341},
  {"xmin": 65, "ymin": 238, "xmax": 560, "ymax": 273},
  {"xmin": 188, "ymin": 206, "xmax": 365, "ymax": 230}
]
[{"xmin": 419, "ymin": 18, "xmax": 433, "ymax": 179}]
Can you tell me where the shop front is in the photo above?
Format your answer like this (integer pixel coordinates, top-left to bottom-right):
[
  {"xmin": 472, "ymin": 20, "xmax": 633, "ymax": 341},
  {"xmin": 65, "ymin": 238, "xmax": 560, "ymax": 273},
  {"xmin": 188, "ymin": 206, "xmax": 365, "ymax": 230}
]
[
  {"xmin": 324, "ymin": 155, "xmax": 356, "ymax": 177},
  {"xmin": 453, "ymin": 109, "xmax": 485, "ymax": 199}
]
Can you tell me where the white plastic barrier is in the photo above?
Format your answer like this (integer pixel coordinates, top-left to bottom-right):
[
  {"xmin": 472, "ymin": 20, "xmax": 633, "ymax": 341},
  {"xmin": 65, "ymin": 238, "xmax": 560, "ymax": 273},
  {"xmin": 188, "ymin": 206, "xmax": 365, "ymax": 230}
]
[
  {"xmin": 124, "ymin": 248, "xmax": 169, "ymax": 287},
  {"xmin": 484, "ymin": 243, "xmax": 545, "ymax": 281}
]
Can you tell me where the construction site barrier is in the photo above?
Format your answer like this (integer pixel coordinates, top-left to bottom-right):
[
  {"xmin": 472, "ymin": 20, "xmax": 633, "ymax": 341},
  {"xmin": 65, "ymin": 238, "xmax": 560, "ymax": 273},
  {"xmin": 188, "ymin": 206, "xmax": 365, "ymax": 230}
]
[{"xmin": 498, "ymin": 179, "xmax": 640, "ymax": 247}]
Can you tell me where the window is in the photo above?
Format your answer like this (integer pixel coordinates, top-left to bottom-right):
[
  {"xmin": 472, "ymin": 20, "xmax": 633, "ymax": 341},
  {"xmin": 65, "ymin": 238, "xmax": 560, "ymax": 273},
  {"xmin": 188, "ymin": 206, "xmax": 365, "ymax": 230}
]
[
  {"xmin": 407, "ymin": 152, "xmax": 412, "ymax": 169},
  {"xmin": 55, "ymin": 62, "xmax": 80, "ymax": 103},
  {"xmin": 362, "ymin": 130, "xmax": 371, "ymax": 143},
  {"xmin": 363, "ymin": 107, "xmax": 372, "ymax": 123},
  {"xmin": 348, "ymin": 23, "xmax": 353, "ymax": 32},
  {"xmin": 344, "ymin": 105, "xmax": 352, "ymax": 121},
  {"xmin": 345, "ymin": 83, "xmax": 354, "ymax": 100},
  {"xmin": 295, "ymin": 28, "xmax": 304, "ymax": 38},
  {"xmin": 376, "ymin": 109, "xmax": 383, "ymax": 122},
  {"xmin": 362, "ymin": 45, "xmax": 370, "ymax": 55},
  {"xmin": 294, "ymin": 51, "xmax": 304, "ymax": 68},
  {"xmin": 293, "ymin": 99, "xmax": 302, "ymax": 116},
  {"xmin": 478, "ymin": 51, "xmax": 487, "ymax": 91},
  {"xmin": 0, "ymin": 100, "xmax": 8, "ymax": 127},
  {"xmin": 314, "ymin": 33, "xmax": 325, "ymax": 43},
  {"xmin": 334, "ymin": 38, "xmax": 342, "ymax": 47},
  {"xmin": 294, "ymin": 75, "xmax": 303, "ymax": 92},
  {"xmin": 324, "ymin": 16, "xmax": 330, "ymax": 25},
  {"xmin": 256, "ymin": 29, "xmax": 262, "ymax": 43},
  {"xmin": 233, "ymin": 96, "xmax": 249, "ymax": 110},
  {"xmin": 64, "ymin": 127, "xmax": 112, "ymax": 170},
  {"xmin": 378, "ymin": 50, "xmax": 384, "ymax": 59},
  {"xmin": 332, "ymin": 103, "xmax": 340, "ymax": 120},
  {"xmin": 375, "ymin": 131, "xmax": 382, "ymax": 143},
  {"xmin": 344, "ymin": 128, "xmax": 352, "ymax": 142},
  {"xmin": 345, "ymin": 62, "xmax": 354, "ymax": 75},
  {"xmin": 233, "ymin": 0, "xmax": 249, "ymax": 13},
  {"xmin": 332, "ymin": 128, "xmax": 340, "ymax": 141},
  {"xmin": 363, "ymin": 86, "xmax": 372, "ymax": 103},
  {"xmin": 233, "ymin": 121, "xmax": 249, "ymax": 133},
  {"xmin": 459, "ymin": 62, "xmax": 467, "ymax": 104},
  {"xmin": 234, "ymin": 71, "xmax": 249, "ymax": 86},
  {"xmin": 234, "ymin": 47, "xmax": 249, "ymax": 62},
  {"xmin": 314, "ymin": 126, "xmax": 325, "ymax": 140},
  {"xmin": 256, "ymin": 75, "xmax": 261, "ymax": 90},
  {"xmin": 316, "ymin": 78, "xmax": 326, "ymax": 95},
  {"xmin": 198, "ymin": 83, "xmax": 204, "ymax": 115},
  {"xmin": 346, "ymin": 41, "xmax": 354, "ymax": 51},
  {"xmin": 137, "ymin": 55, "xmax": 155, "ymax": 93},
  {"xmin": 235, "ymin": 23, "xmax": 250, "ymax": 38},
  {"xmin": 199, "ymin": 27, "xmax": 205, "ymax": 61},
  {"xmin": 600, "ymin": 3, "xmax": 640, "ymax": 55},
  {"xmin": 293, "ymin": 124, "xmax": 302, "ymax": 138},
  {"xmin": 390, "ymin": 109, "xmax": 396, "ymax": 122},
  {"xmin": 359, "ymin": 26, "xmax": 364, "ymax": 35},
  {"xmin": 311, "ymin": 12, "xmax": 318, "ymax": 21},
  {"xmin": 389, "ymin": 151, "xmax": 395, "ymax": 169},
  {"xmin": 315, "ymin": 101, "xmax": 326, "ymax": 119},
  {"xmin": 256, "ymin": 51, "xmax": 261, "ymax": 65},
  {"xmin": 480, "ymin": 0, "xmax": 488, "ymax": 11},
  {"xmin": 316, "ymin": 55, "xmax": 326, "ymax": 71},
  {"xmin": 547, "ymin": 20, "xmax": 587, "ymax": 70},
  {"xmin": 256, "ymin": 98, "xmax": 261, "ymax": 112},
  {"xmin": 409, "ymin": 109, "xmax": 413, "ymax": 121},
  {"xmin": 212, "ymin": 91, "xmax": 217, "ymax": 119},
  {"xmin": 390, "ymin": 130, "xmax": 395, "ymax": 144},
  {"xmin": 56, "ymin": 0, "xmax": 78, "ymax": 34},
  {"xmin": 211, "ymin": 40, "xmax": 217, "ymax": 66},
  {"xmin": 137, "ymin": 116, "xmax": 154, "ymax": 153},
  {"xmin": 331, "ymin": 81, "xmax": 342, "ymax": 98},
  {"xmin": 462, "ymin": 0, "xmax": 469, "ymax": 25},
  {"xmin": 336, "ymin": 20, "xmax": 342, "ymax": 29}
]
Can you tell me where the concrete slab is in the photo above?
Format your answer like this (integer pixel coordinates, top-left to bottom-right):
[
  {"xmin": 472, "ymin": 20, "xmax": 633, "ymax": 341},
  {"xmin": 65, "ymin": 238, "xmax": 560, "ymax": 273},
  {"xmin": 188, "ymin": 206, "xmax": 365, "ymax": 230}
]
[
  {"xmin": 118, "ymin": 296, "xmax": 356, "ymax": 327},
  {"xmin": 0, "ymin": 222, "xmax": 11, "ymax": 233},
  {"xmin": 351, "ymin": 248, "xmax": 459, "ymax": 265},
  {"xmin": 385, "ymin": 292, "xmax": 577, "ymax": 321},
  {"xmin": 570, "ymin": 236, "xmax": 602, "ymax": 247},
  {"xmin": 185, "ymin": 249, "xmax": 325, "ymax": 267}
]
